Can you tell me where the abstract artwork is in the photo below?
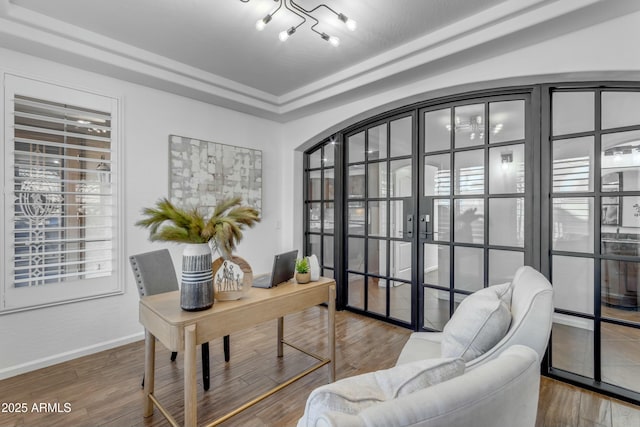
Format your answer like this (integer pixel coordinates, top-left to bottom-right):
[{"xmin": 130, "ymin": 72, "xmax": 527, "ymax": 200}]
[
  {"xmin": 168, "ymin": 135, "xmax": 262, "ymax": 213},
  {"xmin": 622, "ymin": 195, "xmax": 640, "ymax": 228}
]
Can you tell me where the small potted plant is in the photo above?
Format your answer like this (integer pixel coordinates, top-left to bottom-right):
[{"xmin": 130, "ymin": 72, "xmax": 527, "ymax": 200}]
[{"xmin": 295, "ymin": 257, "xmax": 311, "ymax": 284}]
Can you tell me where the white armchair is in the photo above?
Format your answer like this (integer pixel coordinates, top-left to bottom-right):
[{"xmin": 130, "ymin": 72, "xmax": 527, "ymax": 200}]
[
  {"xmin": 298, "ymin": 345, "xmax": 541, "ymax": 427},
  {"xmin": 396, "ymin": 266, "xmax": 554, "ymax": 369}
]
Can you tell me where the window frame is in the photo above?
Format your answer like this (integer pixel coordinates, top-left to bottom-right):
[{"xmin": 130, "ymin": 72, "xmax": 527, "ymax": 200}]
[{"xmin": 1, "ymin": 73, "xmax": 124, "ymax": 313}]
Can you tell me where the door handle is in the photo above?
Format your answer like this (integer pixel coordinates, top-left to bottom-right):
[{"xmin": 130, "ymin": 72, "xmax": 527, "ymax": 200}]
[
  {"xmin": 406, "ymin": 214, "xmax": 414, "ymax": 238},
  {"xmin": 419, "ymin": 214, "xmax": 431, "ymax": 239}
]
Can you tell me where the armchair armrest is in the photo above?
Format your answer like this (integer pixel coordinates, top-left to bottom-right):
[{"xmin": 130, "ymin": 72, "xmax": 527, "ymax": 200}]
[
  {"xmin": 314, "ymin": 412, "xmax": 363, "ymax": 427},
  {"xmin": 305, "ymin": 346, "xmax": 539, "ymax": 427}
]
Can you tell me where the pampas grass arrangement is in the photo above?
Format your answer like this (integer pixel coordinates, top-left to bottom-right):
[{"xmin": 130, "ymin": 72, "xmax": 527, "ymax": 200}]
[{"xmin": 136, "ymin": 197, "xmax": 260, "ymax": 259}]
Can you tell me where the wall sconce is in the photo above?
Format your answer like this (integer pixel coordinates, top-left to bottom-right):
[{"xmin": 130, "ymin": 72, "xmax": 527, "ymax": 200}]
[{"xmin": 501, "ymin": 152, "xmax": 513, "ymax": 170}]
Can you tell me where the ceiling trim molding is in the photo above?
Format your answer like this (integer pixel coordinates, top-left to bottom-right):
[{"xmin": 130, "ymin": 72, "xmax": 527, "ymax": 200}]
[
  {"xmin": 294, "ymin": 70, "xmax": 640, "ymax": 152},
  {"xmin": 1, "ymin": 0, "xmax": 636, "ymax": 122}
]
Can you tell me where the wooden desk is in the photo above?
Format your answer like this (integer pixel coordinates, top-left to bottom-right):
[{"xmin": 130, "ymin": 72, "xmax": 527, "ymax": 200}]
[{"xmin": 139, "ymin": 277, "xmax": 336, "ymax": 427}]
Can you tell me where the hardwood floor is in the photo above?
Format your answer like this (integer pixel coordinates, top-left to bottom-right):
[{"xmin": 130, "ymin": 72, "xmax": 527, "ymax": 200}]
[{"xmin": 1, "ymin": 307, "xmax": 639, "ymax": 427}]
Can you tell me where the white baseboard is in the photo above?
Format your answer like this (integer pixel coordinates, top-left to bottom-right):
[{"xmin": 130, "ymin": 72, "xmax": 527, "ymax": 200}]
[
  {"xmin": 553, "ymin": 313, "xmax": 593, "ymax": 330},
  {"xmin": 0, "ymin": 332, "xmax": 144, "ymax": 381}
]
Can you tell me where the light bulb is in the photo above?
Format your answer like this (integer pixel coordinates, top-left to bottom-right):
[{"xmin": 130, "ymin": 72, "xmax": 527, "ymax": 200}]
[
  {"xmin": 338, "ymin": 13, "xmax": 357, "ymax": 31},
  {"xmin": 279, "ymin": 26, "xmax": 295, "ymax": 42},
  {"xmin": 255, "ymin": 14, "xmax": 271, "ymax": 31},
  {"xmin": 320, "ymin": 32, "xmax": 340, "ymax": 46}
]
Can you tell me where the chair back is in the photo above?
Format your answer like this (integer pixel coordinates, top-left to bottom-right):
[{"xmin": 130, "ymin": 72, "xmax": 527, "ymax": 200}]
[
  {"xmin": 467, "ymin": 266, "xmax": 553, "ymax": 369},
  {"xmin": 129, "ymin": 249, "xmax": 179, "ymax": 297}
]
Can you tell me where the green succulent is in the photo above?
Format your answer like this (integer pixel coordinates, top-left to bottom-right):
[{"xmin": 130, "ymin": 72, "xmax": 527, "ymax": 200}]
[
  {"xmin": 136, "ymin": 197, "xmax": 260, "ymax": 259},
  {"xmin": 295, "ymin": 257, "xmax": 309, "ymax": 274}
]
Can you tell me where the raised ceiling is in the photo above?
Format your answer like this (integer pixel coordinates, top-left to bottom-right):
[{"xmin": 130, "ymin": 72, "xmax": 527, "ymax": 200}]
[{"xmin": 0, "ymin": 0, "xmax": 637, "ymax": 121}]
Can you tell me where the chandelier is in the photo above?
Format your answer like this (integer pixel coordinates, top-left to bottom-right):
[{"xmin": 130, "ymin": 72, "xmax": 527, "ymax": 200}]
[
  {"xmin": 446, "ymin": 115, "xmax": 504, "ymax": 141},
  {"xmin": 239, "ymin": 0, "xmax": 357, "ymax": 46}
]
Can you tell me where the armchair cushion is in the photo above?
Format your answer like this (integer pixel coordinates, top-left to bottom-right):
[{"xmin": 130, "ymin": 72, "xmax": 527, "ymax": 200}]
[
  {"xmin": 441, "ymin": 283, "xmax": 512, "ymax": 362},
  {"xmin": 298, "ymin": 357, "xmax": 464, "ymax": 427}
]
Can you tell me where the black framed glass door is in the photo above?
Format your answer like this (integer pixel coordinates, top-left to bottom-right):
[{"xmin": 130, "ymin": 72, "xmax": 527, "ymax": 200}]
[
  {"xmin": 418, "ymin": 94, "xmax": 533, "ymax": 330},
  {"xmin": 303, "ymin": 82, "xmax": 640, "ymax": 404},
  {"xmin": 544, "ymin": 86, "xmax": 640, "ymax": 400},
  {"xmin": 345, "ymin": 112, "xmax": 416, "ymax": 326}
]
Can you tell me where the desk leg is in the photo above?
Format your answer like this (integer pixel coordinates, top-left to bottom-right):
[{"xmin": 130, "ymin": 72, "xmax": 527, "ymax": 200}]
[
  {"xmin": 328, "ymin": 284, "xmax": 336, "ymax": 383},
  {"xmin": 143, "ymin": 329, "xmax": 155, "ymax": 417},
  {"xmin": 277, "ymin": 317, "xmax": 284, "ymax": 357},
  {"xmin": 184, "ymin": 324, "xmax": 197, "ymax": 427}
]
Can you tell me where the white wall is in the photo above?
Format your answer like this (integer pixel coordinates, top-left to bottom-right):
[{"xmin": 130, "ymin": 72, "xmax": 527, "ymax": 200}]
[
  {"xmin": 280, "ymin": 10, "xmax": 640, "ymax": 285},
  {"xmin": 0, "ymin": 47, "xmax": 282, "ymax": 379}
]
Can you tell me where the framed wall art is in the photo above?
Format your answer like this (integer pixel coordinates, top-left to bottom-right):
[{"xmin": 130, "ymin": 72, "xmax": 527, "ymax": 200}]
[
  {"xmin": 622, "ymin": 195, "xmax": 640, "ymax": 228},
  {"xmin": 168, "ymin": 135, "xmax": 262, "ymax": 213}
]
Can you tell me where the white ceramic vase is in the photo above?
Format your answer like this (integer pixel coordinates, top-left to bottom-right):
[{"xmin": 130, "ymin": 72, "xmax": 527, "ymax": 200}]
[{"xmin": 308, "ymin": 254, "xmax": 320, "ymax": 281}]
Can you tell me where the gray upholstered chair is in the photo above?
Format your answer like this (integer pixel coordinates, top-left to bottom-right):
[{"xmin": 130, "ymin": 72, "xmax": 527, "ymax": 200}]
[{"xmin": 130, "ymin": 249, "xmax": 230, "ymax": 391}]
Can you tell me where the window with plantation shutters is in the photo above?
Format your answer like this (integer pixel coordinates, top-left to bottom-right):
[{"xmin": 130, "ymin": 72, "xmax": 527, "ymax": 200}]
[{"xmin": 2, "ymin": 74, "xmax": 122, "ymax": 313}]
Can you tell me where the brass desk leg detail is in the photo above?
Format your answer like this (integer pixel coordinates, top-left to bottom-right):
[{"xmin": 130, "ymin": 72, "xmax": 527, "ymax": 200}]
[
  {"xmin": 148, "ymin": 394, "xmax": 180, "ymax": 427},
  {"xmin": 204, "ymin": 298, "xmax": 335, "ymax": 427},
  {"xmin": 205, "ymin": 354, "xmax": 329, "ymax": 427},
  {"xmin": 143, "ymin": 329, "xmax": 155, "ymax": 417}
]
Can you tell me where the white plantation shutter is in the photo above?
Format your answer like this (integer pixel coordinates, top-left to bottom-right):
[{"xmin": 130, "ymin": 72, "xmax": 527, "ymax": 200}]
[{"xmin": 2, "ymin": 74, "xmax": 122, "ymax": 312}]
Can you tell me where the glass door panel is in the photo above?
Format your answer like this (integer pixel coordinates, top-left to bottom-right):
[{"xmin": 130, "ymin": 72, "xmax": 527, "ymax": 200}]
[
  {"xmin": 489, "ymin": 144, "xmax": 525, "ymax": 194},
  {"xmin": 489, "ymin": 100, "xmax": 525, "ymax": 143},
  {"xmin": 601, "ymin": 92, "xmax": 640, "ymax": 129},
  {"xmin": 304, "ymin": 140, "xmax": 336, "ymax": 281},
  {"xmin": 390, "ymin": 281, "xmax": 412, "ymax": 323},
  {"xmin": 424, "ymin": 154, "xmax": 450, "ymax": 196},
  {"xmin": 601, "ymin": 323, "xmax": 640, "ymax": 393},
  {"xmin": 454, "ymin": 104, "xmax": 485, "ymax": 148},
  {"xmin": 548, "ymin": 88, "xmax": 640, "ymax": 399},
  {"xmin": 454, "ymin": 149, "xmax": 484, "ymax": 195},
  {"xmin": 552, "ymin": 317, "xmax": 595, "ymax": 379},
  {"xmin": 453, "ymin": 246, "xmax": 484, "ymax": 292},
  {"xmin": 552, "ymin": 92, "xmax": 595, "ymax": 135},
  {"xmin": 420, "ymin": 94, "xmax": 530, "ymax": 331},
  {"xmin": 489, "ymin": 198, "xmax": 524, "ymax": 247},
  {"xmin": 454, "ymin": 199, "xmax": 484, "ymax": 244},
  {"xmin": 345, "ymin": 113, "xmax": 415, "ymax": 325},
  {"xmin": 390, "ymin": 117, "xmax": 412, "ymax": 157},
  {"xmin": 489, "ymin": 250, "xmax": 523, "ymax": 284},
  {"xmin": 424, "ymin": 108, "xmax": 450, "ymax": 152},
  {"xmin": 368, "ymin": 124, "xmax": 388, "ymax": 160}
]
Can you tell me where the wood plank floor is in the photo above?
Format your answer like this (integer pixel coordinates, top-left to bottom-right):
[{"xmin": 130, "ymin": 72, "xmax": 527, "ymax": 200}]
[{"xmin": 1, "ymin": 307, "xmax": 639, "ymax": 427}]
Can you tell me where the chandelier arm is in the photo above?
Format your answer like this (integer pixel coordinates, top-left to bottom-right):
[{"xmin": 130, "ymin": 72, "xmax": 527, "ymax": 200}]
[
  {"xmin": 283, "ymin": 0, "xmax": 307, "ymax": 30},
  {"xmin": 289, "ymin": 0, "xmax": 337, "ymax": 17},
  {"xmin": 271, "ymin": 0, "xmax": 283, "ymax": 16},
  {"xmin": 288, "ymin": 0, "xmax": 321, "ymax": 35}
]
